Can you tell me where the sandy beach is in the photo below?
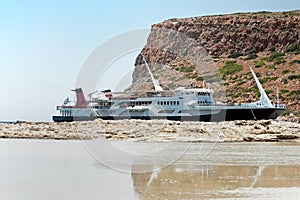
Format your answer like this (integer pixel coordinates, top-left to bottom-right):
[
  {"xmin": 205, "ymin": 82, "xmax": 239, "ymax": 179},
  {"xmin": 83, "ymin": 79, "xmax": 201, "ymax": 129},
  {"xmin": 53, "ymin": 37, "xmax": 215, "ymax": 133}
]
[{"xmin": 0, "ymin": 118, "xmax": 299, "ymax": 142}]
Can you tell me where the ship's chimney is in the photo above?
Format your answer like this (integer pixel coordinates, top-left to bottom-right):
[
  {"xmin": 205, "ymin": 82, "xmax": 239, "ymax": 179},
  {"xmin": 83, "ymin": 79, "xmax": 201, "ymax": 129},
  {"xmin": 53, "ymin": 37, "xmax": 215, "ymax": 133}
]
[{"xmin": 72, "ymin": 88, "xmax": 87, "ymax": 108}]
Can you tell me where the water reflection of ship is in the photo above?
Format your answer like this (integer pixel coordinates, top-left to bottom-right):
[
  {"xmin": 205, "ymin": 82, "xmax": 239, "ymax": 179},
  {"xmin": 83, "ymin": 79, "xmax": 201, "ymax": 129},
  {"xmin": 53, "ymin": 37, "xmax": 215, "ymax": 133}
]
[{"xmin": 131, "ymin": 164, "xmax": 300, "ymax": 199}]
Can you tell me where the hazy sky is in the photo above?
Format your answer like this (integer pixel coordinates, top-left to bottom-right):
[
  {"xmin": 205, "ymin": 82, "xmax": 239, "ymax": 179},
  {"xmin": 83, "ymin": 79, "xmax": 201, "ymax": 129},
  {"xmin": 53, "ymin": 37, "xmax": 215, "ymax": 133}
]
[{"xmin": 1, "ymin": 0, "xmax": 299, "ymax": 121}]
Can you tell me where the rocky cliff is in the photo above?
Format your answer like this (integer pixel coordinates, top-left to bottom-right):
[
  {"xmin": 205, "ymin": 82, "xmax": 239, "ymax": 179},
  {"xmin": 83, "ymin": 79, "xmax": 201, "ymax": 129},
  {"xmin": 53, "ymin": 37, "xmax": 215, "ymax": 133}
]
[{"xmin": 132, "ymin": 10, "xmax": 300, "ymax": 116}]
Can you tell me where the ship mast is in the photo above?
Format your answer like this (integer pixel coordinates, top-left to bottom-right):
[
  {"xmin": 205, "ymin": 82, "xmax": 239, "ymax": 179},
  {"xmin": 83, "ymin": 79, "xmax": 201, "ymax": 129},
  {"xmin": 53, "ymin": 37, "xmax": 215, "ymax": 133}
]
[
  {"xmin": 141, "ymin": 54, "xmax": 164, "ymax": 92},
  {"xmin": 249, "ymin": 66, "xmax": 273, "ymax": 107}
]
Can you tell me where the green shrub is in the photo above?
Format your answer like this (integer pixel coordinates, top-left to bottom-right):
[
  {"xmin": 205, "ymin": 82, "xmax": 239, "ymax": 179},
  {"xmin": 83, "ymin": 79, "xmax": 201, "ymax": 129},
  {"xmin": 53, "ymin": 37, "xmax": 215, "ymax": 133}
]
[
  {"xmin": 267, "ymin": 52, "xmax": 285, "ymax": 61},
  {"xmin": 225, "ymin": 60, "xmax": 237, "ymax": 65},
  {"xmin": 273, "ymin": 58, "xmax": 286, "ymax": 65},
  {"xmin": 219, "ymin": 61, "xmax": 243, "ymax": 76},
  {"xmin": 280, "ymin": 26, "xmax": 287, "ymax": 30},
  {"xmin": 265, "ymin": 90, "xmax": 273, "ymax": 94},
  {"xmin": 282, "ymin": 70, "xmax": 290, "ymax": 74},
  {"xmin": 288, "ymin": 90, "xmax": 300, "ymax": 96},
  {"xmin": 292, "ymin": 50, "xmax": 300, "ymax": 55},
  {"xmin": 242, "ymin": 93, "xmax": 250, "ymax": 98},
  {"xmin": 266, "ymin": 65, "xmax": 275, "ymax": 69},
  {"xmin": 195, "ymin": 76, "xmax": 204, "ymax": 81},
  {"xmin": 228, "ymin": 52, "xmax": 243, "ymax": 58},
  {"xmin": 269, "ymin": 46, "xmax": 276, "ymax": 52},
  {"xmin": 236, "ymin": 80, "xmax": 246, "ymax": 86},
  {"xmin": 259, "ymin": 76, "xmax": 278, "ymax": 84},
  {"xmin": 254, "ymin": 60, "xmax": 265, "ymax": 68},
  {"xmin": 180, "ymin": 65, "xmax": 195, "ymax": 73},
  {"xmin": 290, "ymin": 60, "xmax": 300, "ymax": 65},
  {"xmin": 282, "ymin": 110, "xmax": 292, "ymax": 116},
  {"xmin": 288, "ymin": 75, "xmax": 300, "ymax": 80},
  {"xmin": 287, "ymin": 42, "xmax": 300, "ymax": 53},
  {"xmin": 244, "ymin": 53, "xmax": 258, "ymax": 60},
  {"xmin": 282, "ymin": 79, "xmax": 288, "ymax": 84},
  {"xmin": 183, "ymin": 68, "xmax": 194, "ymax": 73},
  {"xmin": 280, "ymin": 89, "xmax": 289, "ymax": 93}
]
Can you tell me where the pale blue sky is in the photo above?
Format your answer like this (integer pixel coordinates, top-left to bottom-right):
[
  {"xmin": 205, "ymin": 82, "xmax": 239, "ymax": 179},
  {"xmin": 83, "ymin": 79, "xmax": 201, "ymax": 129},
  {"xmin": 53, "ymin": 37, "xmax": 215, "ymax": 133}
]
[{"xmin": 1, "ymin": 0, "xmax": 299, "ymax": 121}]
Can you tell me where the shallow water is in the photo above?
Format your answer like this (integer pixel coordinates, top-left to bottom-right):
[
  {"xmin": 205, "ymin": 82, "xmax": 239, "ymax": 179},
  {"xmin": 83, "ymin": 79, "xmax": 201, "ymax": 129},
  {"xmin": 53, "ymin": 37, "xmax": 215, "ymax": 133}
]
[{"xmin": 1, "ymin": 139, "xmax": 300, "ymax": 200}]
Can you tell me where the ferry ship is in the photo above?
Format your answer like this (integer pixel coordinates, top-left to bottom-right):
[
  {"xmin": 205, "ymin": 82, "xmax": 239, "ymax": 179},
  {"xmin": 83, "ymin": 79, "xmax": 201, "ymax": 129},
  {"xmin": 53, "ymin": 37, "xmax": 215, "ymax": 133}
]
[{"xmin": 53, "ymin": 60, "xmax": 286, "ymax": 122}]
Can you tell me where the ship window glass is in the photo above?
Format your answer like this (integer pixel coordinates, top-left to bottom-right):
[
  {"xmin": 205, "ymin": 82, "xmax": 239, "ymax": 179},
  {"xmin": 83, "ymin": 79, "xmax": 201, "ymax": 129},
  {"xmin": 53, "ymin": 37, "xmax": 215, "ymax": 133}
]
[
  {"xmin": 177, "ymin": 101, "xmax": 180, "ymax": 105},
  {"xmin": 167, "ymin": 101, "xmax": 169, "ymax": 105},
  {"xmin": 157, "ymin": 101, "xmax": 160, "ymax": 105},
  {"xmin": 170, "ymin": 101, "xmax": 172, "ymax": 105}
]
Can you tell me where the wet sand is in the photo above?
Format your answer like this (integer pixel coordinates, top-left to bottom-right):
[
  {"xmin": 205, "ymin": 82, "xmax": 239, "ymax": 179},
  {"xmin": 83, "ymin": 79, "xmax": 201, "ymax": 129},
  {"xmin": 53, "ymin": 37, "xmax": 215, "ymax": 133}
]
[
  {"xmin": 0, "ymin": 119, "xmax": 299, "ymax": 142},
  {"xmin": 1, "ymin": 139, "xmax": 300, "ymax": 200}
]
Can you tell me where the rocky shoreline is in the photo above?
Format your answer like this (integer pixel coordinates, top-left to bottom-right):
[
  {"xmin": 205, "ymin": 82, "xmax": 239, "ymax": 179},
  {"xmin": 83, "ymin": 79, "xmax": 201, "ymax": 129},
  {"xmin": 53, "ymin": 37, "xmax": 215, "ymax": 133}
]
[{"xmin": 0, "ymin": 119, "xmax": 299, "ymax": 142}]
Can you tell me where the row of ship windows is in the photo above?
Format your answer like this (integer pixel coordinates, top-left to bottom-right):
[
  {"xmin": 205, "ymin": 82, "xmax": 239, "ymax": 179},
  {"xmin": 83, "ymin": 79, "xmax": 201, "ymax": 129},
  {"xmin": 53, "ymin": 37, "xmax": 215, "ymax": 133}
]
[
  {"xmin": 61, "ymin": 110, "xmax": 72, "ymax": 116},
  {"xmin": 179, "ymin": 92, "xmax": 210, "ymax": 96},
  {"xmin": 157, "ymin": 101, "xmax": 180, "ymax": 106},
  {"xmin": 129, "ymin": 101, "xmax": 152, "ymax": 106},
  {"xmin": 198, "ymin": 101, "xmax": 212, "ymax": 105},
  {"xmin": 197, "ymin": 92, "xmax": 210, "ymax": 96}
]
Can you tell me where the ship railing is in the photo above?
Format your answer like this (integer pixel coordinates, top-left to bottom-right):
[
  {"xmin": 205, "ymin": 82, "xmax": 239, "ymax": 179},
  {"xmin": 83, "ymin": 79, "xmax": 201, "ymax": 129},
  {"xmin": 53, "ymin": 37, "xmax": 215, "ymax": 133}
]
[{"xmin": 108, "ymin": 90, "xmax": 174, "ymax": 98}]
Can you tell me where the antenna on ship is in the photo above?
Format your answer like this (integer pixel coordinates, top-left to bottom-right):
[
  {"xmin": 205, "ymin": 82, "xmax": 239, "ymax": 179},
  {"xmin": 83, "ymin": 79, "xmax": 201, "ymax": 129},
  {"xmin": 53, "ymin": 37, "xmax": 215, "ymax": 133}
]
[
  {"xmin": 141, "ymin": 54, "xmax": 164, "ymax": 92},
  {"xmin": 276, "ymin": 88, "xmax": 279, "ymax": 107},
  {"xmin": 88, "ymin": 90, "xmax": 97, "ymax": 101}
]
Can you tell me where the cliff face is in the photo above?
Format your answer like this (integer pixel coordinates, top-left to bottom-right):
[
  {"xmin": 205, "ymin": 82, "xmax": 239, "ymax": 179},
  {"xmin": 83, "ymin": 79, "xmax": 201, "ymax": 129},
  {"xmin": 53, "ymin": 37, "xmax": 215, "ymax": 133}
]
[{"xmin": 131, "ymin": 10, "xmax": 300, "ymax": 115}]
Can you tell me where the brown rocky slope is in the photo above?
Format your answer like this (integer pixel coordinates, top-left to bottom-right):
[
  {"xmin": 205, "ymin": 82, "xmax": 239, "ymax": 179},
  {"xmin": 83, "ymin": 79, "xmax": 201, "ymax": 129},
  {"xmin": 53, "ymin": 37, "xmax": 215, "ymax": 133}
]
[{"xmin": 132, "ymin": 10, "xmax": 300, "ymax": 117}]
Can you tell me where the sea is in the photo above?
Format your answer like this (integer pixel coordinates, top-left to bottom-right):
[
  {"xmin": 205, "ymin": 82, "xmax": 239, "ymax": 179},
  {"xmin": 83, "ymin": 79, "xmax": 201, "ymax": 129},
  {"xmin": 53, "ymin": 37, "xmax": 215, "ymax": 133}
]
[
  {"xmin": 1, "ymin": 139, "xmax": 300, "ymax": 200},
  {"xmin": 0, "ymin": 121, "xmax": 14, "ymax": 123}
]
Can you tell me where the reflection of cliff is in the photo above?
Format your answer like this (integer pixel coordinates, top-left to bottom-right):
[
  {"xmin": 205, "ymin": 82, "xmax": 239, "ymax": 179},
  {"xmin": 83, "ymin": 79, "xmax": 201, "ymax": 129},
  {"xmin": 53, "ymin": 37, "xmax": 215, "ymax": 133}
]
[{"xmin": 132, "ymin": 165, "xmax": 300, "ymax": 199}]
